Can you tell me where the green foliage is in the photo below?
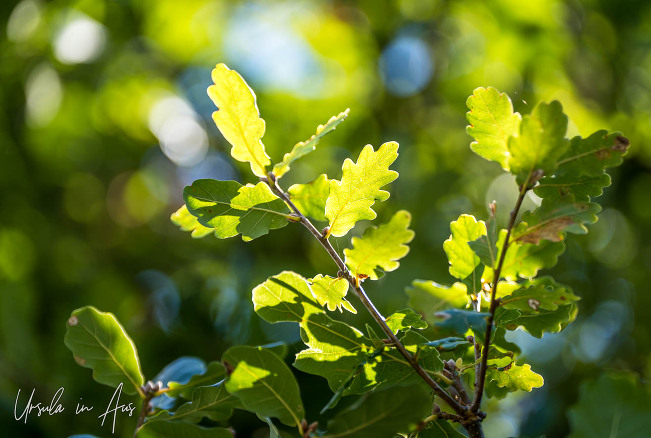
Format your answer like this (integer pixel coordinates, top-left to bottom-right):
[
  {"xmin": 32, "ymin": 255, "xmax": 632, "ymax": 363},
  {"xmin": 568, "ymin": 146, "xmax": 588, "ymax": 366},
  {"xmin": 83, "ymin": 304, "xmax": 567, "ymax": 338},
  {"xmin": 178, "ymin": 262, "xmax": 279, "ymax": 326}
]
[
  {"xmin": 385, "ymin": 308, "xmax": 428, "ymax": 334},
  {"xmin": 568, "ymin": 373, "xmax": 651, "ymax": 438},
  {"xmin": 443, "ymin": 214, "xmax": 487, "ymax": 280},
  {"xmin": 325, "ymin": 142, "xmax": 399, "ymax": 237},
  {"xmin": 344, "ymin": 210, "xmax": 414, "ymax": 280},
  {"xmin": 150, "ymin": 384, "xmax": 240, "ymax": 423},
  {"xmin": 288, "ymin": 174, "xmax": 330, "ymax": 222},
  {"xmin": 64, "ymin": 306, "xmax": 144, "ymax": 397},
  {"xmin": 136, "ymin": 422, "xmax": 233, "ymax": 438},
  {"xmin": 252, "ymin": 271, "xmax": 323, "ymax": 323},
  {"xmin": 309, "ymin": 274, "xmax": 356, "ymax": 313},
  {"xmin": 485, "ymin": 363, "xmax": 543, "ymax": 393}
]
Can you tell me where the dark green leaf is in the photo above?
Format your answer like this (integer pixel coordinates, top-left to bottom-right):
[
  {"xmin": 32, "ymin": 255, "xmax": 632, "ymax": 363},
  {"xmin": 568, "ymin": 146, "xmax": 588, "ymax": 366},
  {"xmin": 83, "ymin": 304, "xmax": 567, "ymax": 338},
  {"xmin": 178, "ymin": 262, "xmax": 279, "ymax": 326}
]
[
  {"xmin": 554, "ymin": 131, "xmax": 629, "ymax": 178},
  {"xmin": 166, "ymin": 362, "xmax": 225, "ymax": 398},
  {"xmin": 137, "ymin": 421, "xmax": 232, "ymax": 438}
]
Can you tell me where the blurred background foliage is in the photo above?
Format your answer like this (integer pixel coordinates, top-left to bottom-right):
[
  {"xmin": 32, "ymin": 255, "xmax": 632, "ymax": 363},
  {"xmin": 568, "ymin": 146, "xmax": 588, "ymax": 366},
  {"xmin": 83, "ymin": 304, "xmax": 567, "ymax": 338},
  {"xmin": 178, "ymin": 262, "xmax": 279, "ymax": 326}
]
[{"xmin": 1, "ymin": 0, "xmax": 650, "ymax": 436}]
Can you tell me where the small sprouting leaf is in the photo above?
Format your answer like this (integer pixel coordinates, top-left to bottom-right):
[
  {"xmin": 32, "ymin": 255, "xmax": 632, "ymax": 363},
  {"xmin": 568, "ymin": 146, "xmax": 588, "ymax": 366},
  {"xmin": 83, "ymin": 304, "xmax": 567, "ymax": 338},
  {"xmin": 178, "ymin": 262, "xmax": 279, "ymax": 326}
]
[
  {"xmin": 137, "ymin": 421, "xmax": 232, "ymax": 438},
  {"xmin": 309, "ymin": 275, "xmax": 356, "ymax": 313},
  {"xmin": 252, "ymin": 271, "xmax": 323, "ymax": 324},
  {"xmin": 515, "ymin": 199, "xmax": 601, "ymax": 244},
  {"xmin": 325, "ymin": 142, "xmax": 399, "ymax": 237},
  {"xmin": 344, "ymin": 210, "xmax": 414, "ymax": 280},
  {"xmin": 434, "ymin": 309, "xmax": 490, "ymax": 340},
  {"xmin": 385, "ymin": 309, "xmax": 427, "ymax": 334},
  {"xmin": 273, "ymin": 109, "xmax": 350, "ymax": 178},
  {"xmin": 486, "ymin": 363, "xmax": 543, "ymax": 392},
  {"xmin": 443, "ymin": 214, "xmax": 487, "ymax": 280},
  {"xmin": 170, "ymin": 205, "xmax": 213, "ymax": 238},
  {"xmin": 184, "ymin": 180, "xmax": 291, "ymax": 242},
  {"xmin": 508, "ymin": 101, "xmax": 569, "ymax": 186},
  {"xmin": 207, "ymin": 63, "xmax": 270, "ymax": 177},
  {"xmin": 288, "ymin": 174, "xmax": 330, "ymax": 222},
  {"xmin": 324, "ymin": 385, "xmax": 432, "ymax": 438},
  {"xmin": 568, "ymin": 373, "xmax": 651, "ymax": 438},
  {"xmin": 64, "ymin": 306, "xmax": 144, "ymax": 397},
  {"xmin": 223, "ymin": 346, "xmax": 305, "ymax": 428},
  {"xmin": 166, "ymin": 362, "xmax": 226, "ymax": 398},
  {"xmin": 406, "ymin": 281, "xmax": 469, "ymax": 324},
  {"xmin": 466, "ymin": 87, "xmax": 521, "ymax": 170},
  {"xmin": 554, "ymin": 131, "xmax": 629, "ymax": 178},
  {"xmin": 534, "ymin": 173, "xmax": 611, "ymax": 203},
  {"xmin": 500, "ymin": 277, "xmax": 579, "ymax": 313}
]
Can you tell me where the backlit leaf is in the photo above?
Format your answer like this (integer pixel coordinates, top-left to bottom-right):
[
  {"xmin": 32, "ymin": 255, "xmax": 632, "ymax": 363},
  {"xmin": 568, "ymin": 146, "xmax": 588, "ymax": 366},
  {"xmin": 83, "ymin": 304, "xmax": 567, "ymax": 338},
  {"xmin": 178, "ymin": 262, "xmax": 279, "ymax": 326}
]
[
  {"xmin": 344, "ymin": 210, "xmax": 414, "ymax": 280},
  {"xmin": 64, "ymin": 306, "xmax": 144, "ymax": 397},
  {"xmin": 223, "ymin": 346, "xmax": 305, "ymax": 428},
  {"xmin": 288, "ymin": 174, "xmax": 329, "ymax": 222},
  {"xmin": 309, "ymin": 275, "xmax": 356, "ymax": 314},
  {"xmin": 273, "ymin": 109, "xmax": 349, "ymax": 178},
  {"xmin": 184, "ymin": 180, "xmax": 291, "ymax": 242},
  {"xmin": 486, "ymin": 363, "xmax": 543, "ymax": 392},
  {"xmin": 252, "ymin": 271, "xmax": 323, "ymax": 324},
  {"xmin": 170, "ymin": 205, "xmax": 213, "ymax": 238},
  {"xmin": 443, "ymin": 214, "xmax": 487, "ymax": 280},
  {"xmin": 208, "ymin": 63, "xmax": 270, "ymax": 177},
  {"xmin": 325, "ymin": 142, "xmax": 399, "ymax": 237},
  {"xmin": 385, "ymin": 308, "xmax": 427, "ymax": 334},
  {"xmin": 466, "ymin": 87, "xmax": 521, "ymax": 169}
]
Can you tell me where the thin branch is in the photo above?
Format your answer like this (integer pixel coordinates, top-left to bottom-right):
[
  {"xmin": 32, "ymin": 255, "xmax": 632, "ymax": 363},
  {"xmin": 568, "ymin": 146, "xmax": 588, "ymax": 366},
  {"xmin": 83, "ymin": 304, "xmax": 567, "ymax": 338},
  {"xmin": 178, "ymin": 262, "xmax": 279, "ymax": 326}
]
[
  {"xmin": 264, "ymin": 174, "xmax": 467, "ymax": 415},
  {"xmin": 471, "ymin": 184, "xmax": 528, "ymax": 413}
]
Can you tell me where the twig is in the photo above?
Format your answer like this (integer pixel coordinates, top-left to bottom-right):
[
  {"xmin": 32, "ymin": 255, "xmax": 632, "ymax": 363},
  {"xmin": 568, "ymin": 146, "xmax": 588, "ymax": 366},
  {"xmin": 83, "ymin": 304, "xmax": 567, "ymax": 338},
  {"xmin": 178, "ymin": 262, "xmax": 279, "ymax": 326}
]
[
  {"xmin": 264, "ymin": 174, "xmax": 467, "ymax": 415},
  {"xmin": 470, "ymin": 184, "xmax": 528, "ymax": 413}
]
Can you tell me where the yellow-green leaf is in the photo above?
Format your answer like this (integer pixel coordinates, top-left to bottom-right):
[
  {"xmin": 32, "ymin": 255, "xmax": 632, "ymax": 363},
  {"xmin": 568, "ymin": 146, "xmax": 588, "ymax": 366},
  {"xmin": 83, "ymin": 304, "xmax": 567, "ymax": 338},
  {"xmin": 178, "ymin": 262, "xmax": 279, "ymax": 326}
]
[
  {"xmin": 486, "ymin": 363, "xmax": 543, "ymax": 392},
  {"xmin": 273, "ymin": 109, "xmax": 349, "ymax": 178},
  {"xmin": 325, "ymin": 142, "xmax": 399, "ymax": 237},
  {"xmin": 288, "ymin": 174, "xmax": 330, "ymax": 222},
  {"xmin": 344, "ymin": 210, "xmax": 414, "ymax": 280},
  {"xmin": 170, "ymin": 204, "xmax": 213, "ymax": 238},
  {"xmin": 309, "ymin": 275, "xmax": 356, "ymax": 313},
  {"xmin": 252, "ymin": 271, "xmax": 324, "ymax": 323},
  {"xmin": 443, "ymin": 214, "xmax": 487, "ymax": 280},
  {"xmin": 207, "ymin": 63, "xmax": 270, "ymax": 177}
]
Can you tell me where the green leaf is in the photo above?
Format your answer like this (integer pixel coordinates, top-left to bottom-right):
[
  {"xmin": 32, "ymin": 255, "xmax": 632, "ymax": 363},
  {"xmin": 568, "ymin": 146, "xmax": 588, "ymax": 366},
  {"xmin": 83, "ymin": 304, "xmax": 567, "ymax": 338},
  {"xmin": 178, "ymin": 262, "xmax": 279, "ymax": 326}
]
[
  {"xmin": 252, "ymin": 271, "xmax": 323, "ymax": 324},
  {"xmin": 534, "ymin": 173, "xmax": 611, "ymax": 203},
  {"xmin": 184, "ymin": 180, "xmax": 291, "ymax": 242},
  {"xmin": 324, "ymin": 385, "xmax": 432, "ymax": 438},
  {"xmin": 568, "ymin": 373, "xmax": 651, "ymax": 438},
  {"xmin": 273, "ymin": 109, "xmax": 350, "ymax": 178},
  {"xmin": 207, "ymin": 63, "xmax": 270, "ymax": 177},
  {"xmin": 137, "ymin": 421, "xmax": 232, "ymax": 438},
  {"xmin": 149, "ymin": 383, "xmax": 240, "ymax": 423},
  {"xmin": 344, "ymin": 210, "xmax": 414, "ymax": 280},
  {"xmin": 496, "ymin": 303, "xmax": 578, "ymax": 338},
  {"xmin": 406, "ymin": 281, "xmax": 469, "ymax": 325},
  {"xmin": 466, "ymin": 87, "xmax": 521, "ymax": 169},
  {"xmin": 434, "ymin": 309, "xmax": 490, "ymax": 340},
  {"xmin": 508, "ymin": 101, "xmax": 569, "ymax": 185},
  {"xmin": 223, "ymin": 346, "xmax": 305, "ymax": 428},
  {"xmin": 418, "ymin": 421, "xmax": 466, "ymax": 437},
  {"xmin": 443, "ymin": 214, "xmax": 487, "ymax": 280},
  {"xmin": 514, "ymin": 199, "xmax": 601, "ymax": 244},
  {"xmin": 487, "ymin": 229, "xmax": 565, "ymax": 281},
  {"xmin": 425, "ymin": 337, "xmax": 471, "ymax": 351},
  {"xmin": 64, "ymin": 306, "xmax": 144, "ymax": 397},
  {"xmin": 309, "ymin": 275, "xmax": 356, "ymax": 314},
  {"xmin": 385, "ymin": 309, "xmax": 427, "ymax": 334},
  {"xmin": 166, "ymin": 362, "xmax": 226, "ymax": 398},
  {"xmin": 486, "ymin": 363, "xmax": 543, "ymax": 392},
  {"xmin": 554, "ymin": 131, "xmax": 629, "ymax": 178},
  {"xmin": 325, "ymin": 142, "xmax": 399, "ymax": 237},
  {"xmin": 288, "ymin": 174, "xmax": 329, "ymax": 222},
  {"xmin": 500, "ymin": 277, "xmax": 579, "ymax": 313},
  {"xmin": 170, "ymin": 205, "xmax": 213, "ymax": 238}
]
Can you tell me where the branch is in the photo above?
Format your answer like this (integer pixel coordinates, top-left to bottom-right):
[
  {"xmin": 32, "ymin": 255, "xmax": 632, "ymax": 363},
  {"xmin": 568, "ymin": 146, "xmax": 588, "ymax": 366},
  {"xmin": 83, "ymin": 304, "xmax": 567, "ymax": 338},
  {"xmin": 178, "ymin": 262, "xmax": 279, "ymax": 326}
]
[
  {"xmin": 470, "ymin": 184, "xmax": 529, "ymax": 413},
  {"xmin": 264, "ymin": 174, "xmax": 467, "ymax": 416}
]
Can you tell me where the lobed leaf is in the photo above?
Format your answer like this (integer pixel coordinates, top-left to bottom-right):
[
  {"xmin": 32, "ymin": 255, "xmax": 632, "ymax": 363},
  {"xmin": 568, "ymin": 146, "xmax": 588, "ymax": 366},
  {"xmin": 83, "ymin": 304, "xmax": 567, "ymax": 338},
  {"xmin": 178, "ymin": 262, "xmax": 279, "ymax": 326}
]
[
  {"xmin": 534, "ymin": 173, "xmax": 611, "ymax": 203},
  {"xmin": 309, "ymin": 275, "xmax": 356, "ymax": 314},
  {"xmin": 223, "ymin": 346, "xmax": 305, "ymax": 428},
  {"xmin": 554, "ymin": 131, "xmax": 629, "ymax": 178},
  {"xmin": 288, "ymin": 174, "xmax": 330, "ymax": 222},
  {"xmin": 385, "ymin": 308, "xmax": 428, "ymax": 334},
  {"xmin": 486, "ymin": 363, "xmax": 543, "ymax": 392},
  {"xmin": 64, "ymin": 306, "xmax": 144, "ymax": 397},
  {"xmin": 508, "ymin": 101, "xmax": 569, "ymax": 186},
  {"xmin": 500, "ymin": 277, "xmax": 579, "ymax": 313},
  {"xmin": 443, "ymin": 214, "xmax": 487, "ymax": 280},
  {"xmin": 208, "ymin": 63, "xmax": 270, "ymax": 177},
  {"xmin": 466, "ymin": 87, "xmax": 521, "ymax": 170},
  {"xmin": 325, "ymin": 142, "xmax": 399, "ymax": 237},
  {"xmin": 273, "ymin": 109, "xmax": 350, "ymax": 178},
  {"xmin": 252, "ymin": 271, "xmax": 323, "ymax": 324},
  {"xmin": 170, "ymin": 205, "xmax": 213, "ymax": 238},
  {"xmin": 344, "ymin": 210, "xmax": 414, "ymax": 280},
  {"xmin": 184, "ymin": 180, "xmax": 291, "ymax": 242},
  {"xmin": 323, "ymin": 385, "xmax": 432, "ymax": 438},
  {"xmin": 496, "ymin": 303, "xmax": 578, "ymax": 338}
]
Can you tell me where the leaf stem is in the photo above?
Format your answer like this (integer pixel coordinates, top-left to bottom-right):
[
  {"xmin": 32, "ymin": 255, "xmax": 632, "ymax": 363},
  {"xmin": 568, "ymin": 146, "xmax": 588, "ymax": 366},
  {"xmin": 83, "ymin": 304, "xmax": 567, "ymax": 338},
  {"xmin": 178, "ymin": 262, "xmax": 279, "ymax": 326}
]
[
  {"xmin": 264, "ymin": 174, "xmax": 468, "ymax": 416},
  {"xmin": 471, "ymin": 184, "xmax": 528, "ymax": 413}
]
